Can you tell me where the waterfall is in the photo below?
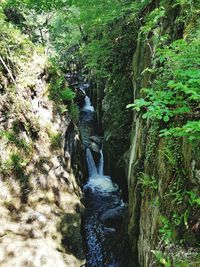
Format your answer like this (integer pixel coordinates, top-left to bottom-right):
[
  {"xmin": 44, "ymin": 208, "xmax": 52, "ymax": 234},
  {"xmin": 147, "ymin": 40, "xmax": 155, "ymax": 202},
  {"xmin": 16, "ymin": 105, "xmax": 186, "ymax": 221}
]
[
  {"xmin": 85, "ymin": 148, "xmax": 118, "ymax": 193},
  {"xmin": 71, "ymin": 78, "xmax": 129, "ymax": 267},
  {"xmin": 83, "ymin": 96, "xmax": 94, "ymax": 112},
  {"xmin": 87, "ymin": 148, "xmax": 104, "ymax": 177},
  {"xmin": 98, "ymin": 150, "xmax": 104, "ymax": 175},
  {"xmin": 86, "ymin": 148, "xmax": 98, "ymax": 177}
]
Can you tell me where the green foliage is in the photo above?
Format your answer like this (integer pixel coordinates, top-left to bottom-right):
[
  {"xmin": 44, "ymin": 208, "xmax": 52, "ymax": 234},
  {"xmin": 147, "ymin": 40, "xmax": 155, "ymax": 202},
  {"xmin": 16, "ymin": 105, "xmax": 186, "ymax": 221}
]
[
  {"xmin": 174, "ymin": 255, "xmax": 200, "ymax": 267},
  {"xmin": 61, "ymin": 88, "xmax": 76, "ymax": 101},
  {"xmin": 127, "ymin": 39, "xmax": 200, "ymax": 141},
  {"xmin": 9, "ymin": 152, "xmax": 24, "ymax": 172},
  {"xmin": 187, "ymin": 191, "xmax": 200, "ymax": 207},
  {"xmin": 152, "ymin": 248, "xmax": 200, "ymax": 267},
  {"xmin": 5, "ymin": 0, "xmax": 67, "ymax": 12},
  {"xmin": 0, "ymin": 130, "xmax": 32, "ymax": 154},
  {"xmin": 48, "ymin": 57, "xmax": 76, "ymax": 104},
  {"xmin": 145, "ymin": 122, "xmax": 160, "ymax": 166},
  {"xmin": 80, "ymin": 37, "xmax": 112, "ymax": 78},
  {"xmin": 50, "ymin": 132, "xmax": 62, "ymax": 150},
  {"xmin": 138, "ymin": 172, "xmax": 158, "ymax": 190},
  {"xmin": 1, "ymin": 0, "xmax": 199, "ymax": 265},
  {"xmin": 141, "ymin": 6, "xmax": 166, "ymax": 35},
  {"xmin": 1, "ymin": 151, "xmax": 28, "ymax": 182},
  {"xmin": 69, "ymin": 102, "xmax": 80, "ymax": 123},
  {"xmin": 67, "ymin": 0, "xmax": 125, "ymax": 31},
  {"xmin": 67, "ymin": 0, "xmax": 152, "ymax": 33},
  {"xmin": 160, "ymin": 121, "xmax": 200, "ymax": 141},
  {"xmin": 159, "ymin": 216, "xmax": 174, "ymax": 245},
  {"xmin": 162, "ymin": 146, "xmax": 177, "ymax": 166},
  {"xmin": 161, "ymin": 138, "xmax": 182, "ymax": 167},
  {"xmin": 65, "ymin": 0, "xmax": 147, "ymax": 78},
  {"xmin": 49, "ymin": 8, "xmax": 81, "ymax": 66},
  {"xmin": 152, "ymin": 249, "xmax": 200, "ymax": 267},
  {"xmin": 151, "ymin": 250, "xmax": 171, "ymax": 267},
  {"xmin": 48, "ymin": 60, "xmax": 64, "ymax": 101},
  {"xmin": 0, "ymin": 5, "xmax": 33, "ymax": 68}
]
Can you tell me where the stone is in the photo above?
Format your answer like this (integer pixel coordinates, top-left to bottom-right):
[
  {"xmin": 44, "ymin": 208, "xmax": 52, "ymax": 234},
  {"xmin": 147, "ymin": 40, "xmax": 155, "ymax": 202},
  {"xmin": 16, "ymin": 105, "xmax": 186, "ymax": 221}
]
[
  {"xmin": 103, "ymin": 226, "xmax": 116, "ymax": 235},
  {"xmin": 99, "ymin": 206, "xmax": 125, "ymax": 226},
  {"xmin": 89, "ymin": 136, "xmax": 103, "ymax": 146},
  {"xmin": 89, "ymin": 142, "xmax": 100, "ymax": 154},
  {"xmin": 75, "ymin": 87, "xmax": 86, "ymax": 108}
]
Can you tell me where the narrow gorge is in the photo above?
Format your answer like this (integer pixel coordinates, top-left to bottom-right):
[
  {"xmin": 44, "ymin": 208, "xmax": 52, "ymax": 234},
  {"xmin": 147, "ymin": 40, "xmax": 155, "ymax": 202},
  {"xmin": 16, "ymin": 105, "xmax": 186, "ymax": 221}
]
[{"xmin": 0, "ymin": 0, "xmax": 200, "ymax": 267}]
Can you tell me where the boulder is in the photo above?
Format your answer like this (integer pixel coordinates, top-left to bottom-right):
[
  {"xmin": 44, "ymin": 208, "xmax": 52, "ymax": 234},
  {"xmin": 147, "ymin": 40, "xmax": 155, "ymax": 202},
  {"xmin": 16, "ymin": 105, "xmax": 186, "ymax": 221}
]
[
  {"xmin": 89, "ymin": 141, "xmax": 101, "ymax": 164},
  {"xmin": 89, "ymin": 136, "xmax": 103, "ymax": 146},
  {"xmin": 99, "ymin": 206, "xmax": 126, "ymax": 227},
  {"xmin": 89, "ymin": 141, "xmax": 101, "ymax": 154}
]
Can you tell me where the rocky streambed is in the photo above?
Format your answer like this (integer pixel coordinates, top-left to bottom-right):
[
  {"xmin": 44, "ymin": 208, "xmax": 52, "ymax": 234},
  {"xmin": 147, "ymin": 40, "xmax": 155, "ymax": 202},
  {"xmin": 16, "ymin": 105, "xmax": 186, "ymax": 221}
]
[{"xmin": 69, "ymin": 76, "xmax": 135, "ymax": 267}]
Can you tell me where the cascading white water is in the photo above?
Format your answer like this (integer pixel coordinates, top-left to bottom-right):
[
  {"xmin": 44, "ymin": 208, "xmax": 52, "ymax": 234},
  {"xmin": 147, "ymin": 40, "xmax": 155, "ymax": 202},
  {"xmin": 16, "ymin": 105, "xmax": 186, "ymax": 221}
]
[
  {"xmin": 82, "ymin": 96, "xmax": 94, "ymax": 112},
  {"xmin": 71, "ymin": 79, "xmax": 130, "ymax": 267},
  {"xmin": 98, "ymin": 150, "xmax": 104, "ymax": 175},
  {"xmin": 85, "ymin": 148, "xmax": 118, "ymax": 193},
  {"xmin": 86, "ymin": 148, "xmax": 98, "ymax": 177}
]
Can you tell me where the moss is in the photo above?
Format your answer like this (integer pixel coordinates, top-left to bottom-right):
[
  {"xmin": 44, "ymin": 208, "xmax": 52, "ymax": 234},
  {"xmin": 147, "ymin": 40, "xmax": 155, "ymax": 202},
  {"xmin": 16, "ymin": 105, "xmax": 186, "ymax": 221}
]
[
  {"xmin": 155, "ymin": 136, "xmax": 200, "ymax": 249},
  {"xmin": 144, "ymin": 122, "xmax": 160, "ymax": 169},
  {"xmin": 138, "ymin": 172, "xmax": 158, "ymax": 192},
  {"xmin": 102, "ymin": 72, "xmax": 133, "ymax": 177},
  {"xmin": 59, "ymin": 213, "xmax": 84, "ymax": 260},
  {"xmin": 163, "ymin": 137, "xmax": 183, "ymax": 168},
  {"xmin": 0, "ymin": 129, "xmax": 33, "ymax": 155},
  {"xmin": 50, "ymin": 132, "xmax": 62, "ymax": 150},
  {"xmin": 69, "ymin": 102, "xmax": 80, "ymax": 123}
]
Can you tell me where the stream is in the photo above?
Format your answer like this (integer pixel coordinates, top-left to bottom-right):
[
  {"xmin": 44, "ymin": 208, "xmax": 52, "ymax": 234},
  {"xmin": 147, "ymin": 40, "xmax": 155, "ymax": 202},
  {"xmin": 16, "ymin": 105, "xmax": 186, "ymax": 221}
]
[{"xmin": 74, "ymin": 80, "xmax": 131, "ymax": 267}]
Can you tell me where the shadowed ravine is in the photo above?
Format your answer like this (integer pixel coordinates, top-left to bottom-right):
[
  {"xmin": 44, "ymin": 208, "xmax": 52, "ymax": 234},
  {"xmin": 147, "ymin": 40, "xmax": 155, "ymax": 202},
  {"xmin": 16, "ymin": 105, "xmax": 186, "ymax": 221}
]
[{"xmin": 78, "ymin": 82, "xmax": 132, "ymax": 267}]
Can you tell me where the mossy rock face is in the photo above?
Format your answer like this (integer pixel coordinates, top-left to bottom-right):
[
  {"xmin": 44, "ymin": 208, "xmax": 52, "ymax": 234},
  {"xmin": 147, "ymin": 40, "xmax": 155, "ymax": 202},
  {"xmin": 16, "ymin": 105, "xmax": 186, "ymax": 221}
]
[
  {"xmin": 102, "ymin": 75, "xmax": 132, "ymax": 185},
  {"xmin": 60, "ymin": 213, "xmax": 84, "ymax": 260},
  {"xmin": 0, "ymin": 12, "xmax": 85, "ymax": 265},
  {"xmin": 128, "ymin": 117, "xmax": 200, "ymax": 266},
  {"xmin": 125, "ymin": 1, "xmax": 200, "ymax": 265}
]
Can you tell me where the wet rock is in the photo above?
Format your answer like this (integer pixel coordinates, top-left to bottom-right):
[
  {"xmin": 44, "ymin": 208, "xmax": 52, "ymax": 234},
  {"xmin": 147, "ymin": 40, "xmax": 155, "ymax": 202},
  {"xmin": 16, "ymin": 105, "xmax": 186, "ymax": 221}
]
[
  {"xmin": 103, "ymin": 226, "xmax": 116, "ymax": 235},
  {"xmin": 99, "ymin": 206, "xmax": 125, "ymax": 227},
  {"xmin": 89, "ymin": 142, "xmax": 100, "ymax": 154},
  {"xmin": 75, "ymin": 87, "xmax": 86, "ymax": 108},
  {"xmin": 60, "ymin": 213, "xmax": 85, "ymax": 260},
  {"xmin": 89, "ymin": 142, "xmax": 101, "ymax": 165},
  {"xmin": 89, "ymin": 136, "xmax": 103, "ymax": 146},
  {"xmin": 76, "ymin": 83, "xmax": 90, "ymax": 91},
  {"xmin": 89, "ymin": 136, "xmax": 103, "ymax": 164}
]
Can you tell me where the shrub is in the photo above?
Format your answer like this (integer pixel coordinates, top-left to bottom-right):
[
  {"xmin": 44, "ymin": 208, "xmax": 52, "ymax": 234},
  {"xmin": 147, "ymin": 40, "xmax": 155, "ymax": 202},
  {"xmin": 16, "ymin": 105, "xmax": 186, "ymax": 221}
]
[
  {"xmin": 61, "ymin": 88, "xmax": 76, "ymax": 102},
  {"xmin": 127, "ymin": 39, "xmax": 200, "ymax": 142},
  {"xmin": 50, "ymin": 132, "xmax": 62, "ymax": 150},
  {"xmin": 0, "ymin": 130, "xmax": 32, "ymax": 154},
  {"xmin": 1, "ymin": 151, "xmax": 28, "ymax": 183}
]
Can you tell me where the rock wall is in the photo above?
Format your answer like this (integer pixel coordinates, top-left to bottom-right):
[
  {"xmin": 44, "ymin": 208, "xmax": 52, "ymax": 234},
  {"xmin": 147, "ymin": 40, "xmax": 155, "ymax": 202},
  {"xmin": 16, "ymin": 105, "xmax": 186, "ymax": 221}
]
[
  {"xmin": 90, "ymin": 1, "xmax": 200, "ymax": 266},
  {"xmin": 128, "ymin": 118, "xmax": 200, "ymax": 266},
  {"xmin": 127, "ymin": 2, "xmax": 200, "ymax": 266},
  {"xmin": 0, "ymin": 48, "xmax": 84, "ymax": 266}
]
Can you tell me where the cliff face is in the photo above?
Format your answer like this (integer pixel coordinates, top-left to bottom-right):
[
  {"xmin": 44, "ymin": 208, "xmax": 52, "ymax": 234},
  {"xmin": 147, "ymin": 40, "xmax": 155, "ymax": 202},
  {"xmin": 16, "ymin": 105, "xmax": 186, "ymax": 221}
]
[
  {"xmin": 0, "ymin": 15, "xmax": 84, "ymax": 266},
  {"xmin": 128, "ymin": 118, "xmax": 200, "ymax": 266},
  {"xmin": 128, "ymin": 4, "xmax": 200, "ymax": 266},
  {"xmin": 99, "ymin": 1, "xmax": 200, "ymax": 266}
]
